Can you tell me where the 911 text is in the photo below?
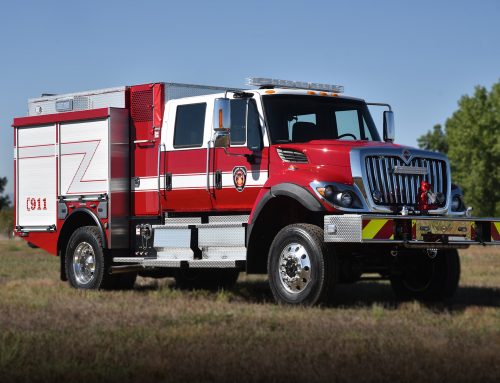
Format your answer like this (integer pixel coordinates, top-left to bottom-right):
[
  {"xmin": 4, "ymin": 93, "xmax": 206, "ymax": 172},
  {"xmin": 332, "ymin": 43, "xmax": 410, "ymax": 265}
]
[{"xmin": 26, "ymin": 197, "xmax": 47, "ymax": 211}]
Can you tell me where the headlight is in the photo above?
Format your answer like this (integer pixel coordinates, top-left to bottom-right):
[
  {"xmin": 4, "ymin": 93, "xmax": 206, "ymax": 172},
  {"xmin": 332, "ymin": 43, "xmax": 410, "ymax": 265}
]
[
  {"xmin": 336, "ymin": 191, "xmax": 353, "ymax": 207},
  {"xmin": 314, "ymin": 183, "xmax": 363, "ymax": 209},
  {"xmin": 450, "ymin": 184, "xmax": 465, "ymax": 212}
]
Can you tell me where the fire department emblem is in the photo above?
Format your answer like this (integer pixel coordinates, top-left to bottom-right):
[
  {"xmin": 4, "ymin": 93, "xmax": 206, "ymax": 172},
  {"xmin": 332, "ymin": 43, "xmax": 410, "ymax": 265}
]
[{"xmin": 233, "ymin": 166, "xmax": 247, "ymax": 192}]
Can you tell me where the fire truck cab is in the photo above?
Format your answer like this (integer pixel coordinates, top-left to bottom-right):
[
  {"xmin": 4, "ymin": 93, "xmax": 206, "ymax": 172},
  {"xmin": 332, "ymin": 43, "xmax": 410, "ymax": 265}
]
[{"xmin": 12, "ymin": 78, "xmax": 500, "ymax": 305}]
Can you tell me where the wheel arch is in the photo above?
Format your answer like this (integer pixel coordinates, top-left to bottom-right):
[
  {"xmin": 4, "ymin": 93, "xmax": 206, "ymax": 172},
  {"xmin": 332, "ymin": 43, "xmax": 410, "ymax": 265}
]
[
  {"xmin": 57, "ymin": 208, "xmax": 107, "ymax": 281},
  {"xmin": 246, "ymin": 184, "xmax": 325, "ymax": 274}
]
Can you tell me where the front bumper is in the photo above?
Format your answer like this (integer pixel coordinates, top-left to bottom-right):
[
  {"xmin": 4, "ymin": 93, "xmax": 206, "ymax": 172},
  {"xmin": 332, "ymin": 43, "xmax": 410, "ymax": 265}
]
[{"xmin": 324, "ymin": 214, "xmax": 500, "ymax": 247}]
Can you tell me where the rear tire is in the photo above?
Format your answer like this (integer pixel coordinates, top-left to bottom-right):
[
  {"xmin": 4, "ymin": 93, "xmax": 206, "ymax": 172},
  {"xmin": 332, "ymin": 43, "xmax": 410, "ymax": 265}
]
[
  {"xmin": 390, "ymin": 248, "xmax": 460, "ymax": 302},
  {"xmin": 65, "ymin": 226, "xmax": 111, "ymax": 289},
  {"xmin": 267, "ymin": 224, "xmax": 337, "ymax": 306}
]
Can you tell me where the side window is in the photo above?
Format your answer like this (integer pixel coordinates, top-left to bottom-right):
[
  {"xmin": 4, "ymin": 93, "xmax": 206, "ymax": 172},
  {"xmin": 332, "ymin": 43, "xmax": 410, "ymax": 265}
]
[
  {"xmin": 246, "ymin": 100, "xmax": 262, "ymax": 151},
  {"xmin": 173, "ymin": 103, "xmax": 206, "ymax": 148},
  {"xmin": 230, "ymin": 99, "xmax": 261, "ymax": 146},
  {"xmin": 230, "ymin": 99, "xmax": 247, "ymax": 145},
  {"xmin": 335, "ymin": 110, "xmax": 360, "ymax": 140}
]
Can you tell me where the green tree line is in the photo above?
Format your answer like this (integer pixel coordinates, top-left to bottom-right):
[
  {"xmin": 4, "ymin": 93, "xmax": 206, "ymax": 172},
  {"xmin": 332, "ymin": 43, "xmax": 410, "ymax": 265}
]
[
  {"xmin": 0, "ymin": 177, "xmax": 9, "ymax": 210},
  {"xmin": 0, "ymin": 177, "xmax": 13, "ymax": 237},
  {"xmin": 418, "ymin": 81, "xmax": 500, "ymax": 216}
]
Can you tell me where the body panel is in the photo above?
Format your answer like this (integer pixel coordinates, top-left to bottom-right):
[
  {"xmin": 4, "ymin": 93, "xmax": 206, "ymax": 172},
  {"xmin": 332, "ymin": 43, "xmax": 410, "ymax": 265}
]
[{"xmin": 13, "ymin": 107, "xmax": 129, "ymax": 252}]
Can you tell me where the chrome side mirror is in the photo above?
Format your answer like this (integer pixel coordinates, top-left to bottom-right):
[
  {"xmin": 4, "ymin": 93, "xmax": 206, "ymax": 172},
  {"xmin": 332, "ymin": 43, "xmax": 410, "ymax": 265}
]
[
  {"xmin": 383, "ymin": 111, "xmax": 395, "ymax": 142},
  {"xmin": 213, "ymin": 98, "xmax": 231, "ymax": 132},
  {"xmin": 213, "ymin": 98, "xmax": 231, "ymax": 148}
]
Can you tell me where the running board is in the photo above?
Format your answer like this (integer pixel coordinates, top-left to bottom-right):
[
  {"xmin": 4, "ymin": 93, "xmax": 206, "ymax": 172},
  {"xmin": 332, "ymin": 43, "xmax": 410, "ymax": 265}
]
[{"xmin": 113, "ymin": 257, "xmax": 245, "ymax": 269}]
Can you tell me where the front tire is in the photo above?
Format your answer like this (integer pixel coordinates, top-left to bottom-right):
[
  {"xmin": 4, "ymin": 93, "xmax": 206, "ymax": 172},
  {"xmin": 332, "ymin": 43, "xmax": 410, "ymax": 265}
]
[
  {"xmin": 267, "ymin": 224, "xmax": 337, "ymax": 306},
  {"xmin": 390, "ymin": 248, "xmax": 460, "ymax": 302}
]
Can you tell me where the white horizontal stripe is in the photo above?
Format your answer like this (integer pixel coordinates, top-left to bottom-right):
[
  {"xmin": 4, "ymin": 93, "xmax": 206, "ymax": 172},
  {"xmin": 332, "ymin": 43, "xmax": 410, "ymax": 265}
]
[
  {"xmin": 221, "ymin": 171, "xmax": 267, "ymax": 187},
  {"xmin": 174, "ymin": 173, "xmax": 207, "ymax": 189},
  {"xmin": 132, "ymin": 171, "xmax": 268, "ymax": 192},
  {"xmin": 133, "ymin": 185, "xmax": 263, "ymax": 193},
  {"xmin": 132, "ymin": 177, "xmax": 160, "ymax": 191}
]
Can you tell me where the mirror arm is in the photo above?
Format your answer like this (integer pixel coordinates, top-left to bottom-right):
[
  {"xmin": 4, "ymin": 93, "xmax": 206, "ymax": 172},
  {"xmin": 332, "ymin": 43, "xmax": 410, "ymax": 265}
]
[
  {"xmin": 366, "ymin": 102, "xmax": 392, "ymax": 111},
  {"xmin": 221, "ymin": 148, "xmax": 257, "ymax": 164}
]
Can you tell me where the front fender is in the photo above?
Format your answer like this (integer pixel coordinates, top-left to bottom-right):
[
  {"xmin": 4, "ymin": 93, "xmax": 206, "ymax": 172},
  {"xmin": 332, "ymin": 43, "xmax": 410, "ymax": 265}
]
[{"xmin": 247, "ymin": 182, "xmax": 325, "ymax": 246}]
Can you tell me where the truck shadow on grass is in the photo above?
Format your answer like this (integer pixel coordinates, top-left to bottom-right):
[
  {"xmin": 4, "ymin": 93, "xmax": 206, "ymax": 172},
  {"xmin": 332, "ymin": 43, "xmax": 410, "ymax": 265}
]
[
  {"xmin": 230, "ymin": 279, "xmax": 500, "ymax": 310},
  {"xmin": 134, "ymin": 277, "xmax": 500, "ymax": 310}
]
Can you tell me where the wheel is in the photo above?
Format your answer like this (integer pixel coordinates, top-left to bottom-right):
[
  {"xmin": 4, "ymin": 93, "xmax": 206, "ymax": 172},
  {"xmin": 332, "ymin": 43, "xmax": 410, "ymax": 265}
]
[
  {"xmin": 267, "ymin": 224, "xmax": 337, "ymax": 305},
  {"xmin": 174, "ymin": 268, "xmax": 240, "ymax": 290},
  {"xmin": 65, "ymin": 226, "xmax": 113, "ymax": 290},
  {"xmin": 390, "ymin": 248, "xmax": 460, "ymax": 302}
]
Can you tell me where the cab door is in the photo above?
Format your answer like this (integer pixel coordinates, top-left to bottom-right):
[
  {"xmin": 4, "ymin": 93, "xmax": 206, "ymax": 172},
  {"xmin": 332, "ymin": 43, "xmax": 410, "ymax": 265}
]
[
  {"xmin": 163, "ymin": 98, "xmax": 213, "ymax": 212},
  {"xmin": 211, "ymin": 97, "xmax": 269, "ymax": 211}
]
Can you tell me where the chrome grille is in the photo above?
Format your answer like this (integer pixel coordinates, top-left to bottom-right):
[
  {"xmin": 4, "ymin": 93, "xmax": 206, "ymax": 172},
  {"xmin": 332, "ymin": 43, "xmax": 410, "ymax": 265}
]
[
  {"xmin": 276, "ymin": 148, "xmax": 308, "ymax": 163},
  {"xmin": 365, "ymin": 156, "xmax": 447, "ymax": 206}
]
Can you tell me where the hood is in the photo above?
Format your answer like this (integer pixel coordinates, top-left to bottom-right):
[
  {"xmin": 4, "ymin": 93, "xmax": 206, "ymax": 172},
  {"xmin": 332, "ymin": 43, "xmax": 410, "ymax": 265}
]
[{"xmin": 277, "ymin": 140, "xmax": 405, "ymax": 167}]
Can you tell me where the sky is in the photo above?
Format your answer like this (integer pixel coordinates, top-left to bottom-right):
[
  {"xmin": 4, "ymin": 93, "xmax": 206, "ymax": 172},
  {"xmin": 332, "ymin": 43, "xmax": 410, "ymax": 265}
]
[{"xmin": 1, "ymin": 0, "xmax": 499, "ymax": 197}]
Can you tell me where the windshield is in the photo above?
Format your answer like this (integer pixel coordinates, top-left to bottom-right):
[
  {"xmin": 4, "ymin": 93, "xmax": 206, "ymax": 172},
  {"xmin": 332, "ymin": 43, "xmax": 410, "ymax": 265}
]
[{"xmin": 263, "ymin": 95, "xmax": 381, "ymax": 143}]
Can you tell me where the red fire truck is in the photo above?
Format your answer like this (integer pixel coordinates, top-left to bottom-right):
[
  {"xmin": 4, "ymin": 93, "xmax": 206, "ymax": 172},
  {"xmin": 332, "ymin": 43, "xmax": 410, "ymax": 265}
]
[{"xmin": 12, "ymin": 78, "xmax": 500, "ymax": 305}]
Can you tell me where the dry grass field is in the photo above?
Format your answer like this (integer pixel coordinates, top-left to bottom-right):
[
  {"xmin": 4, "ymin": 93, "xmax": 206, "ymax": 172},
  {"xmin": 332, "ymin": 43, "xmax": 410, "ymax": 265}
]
[{"xmin": 0, "ymin": 239, "xmax": 499, "ymax": 383}]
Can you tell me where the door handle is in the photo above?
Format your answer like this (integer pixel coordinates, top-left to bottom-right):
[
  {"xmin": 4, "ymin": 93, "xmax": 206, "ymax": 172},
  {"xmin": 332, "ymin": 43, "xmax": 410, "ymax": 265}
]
[
  {"xmin": 165, "ymin": 173, "xmax": 172, "ymax": 191},
  {"xmin": 215, "ymin": 170, "xmax": 222, "ymax": 190}
]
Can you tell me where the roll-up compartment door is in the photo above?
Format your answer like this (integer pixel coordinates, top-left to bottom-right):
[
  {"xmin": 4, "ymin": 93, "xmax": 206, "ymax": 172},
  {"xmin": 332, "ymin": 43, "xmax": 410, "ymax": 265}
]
[
  {"xmin": 59, "ymin": 119, "xmax": 109, "ymax": 196},
  {"xmin": 16, "ymin": 124, "xmax": 57, "ymax": 228}
]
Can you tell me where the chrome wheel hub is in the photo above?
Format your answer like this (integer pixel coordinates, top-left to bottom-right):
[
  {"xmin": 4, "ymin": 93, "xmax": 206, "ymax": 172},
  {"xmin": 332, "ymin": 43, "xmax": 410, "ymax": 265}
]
[
  {"xmin": 73, "ymin": 242, "xmax": 96, "ymax": 285},
  {"xmin": 278, "ymin": 243, "xmax": 311, "ymax": 294}
]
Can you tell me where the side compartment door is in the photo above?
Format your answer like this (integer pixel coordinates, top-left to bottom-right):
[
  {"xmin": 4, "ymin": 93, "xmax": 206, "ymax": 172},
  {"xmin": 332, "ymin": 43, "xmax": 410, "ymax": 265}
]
[
  {"xmin": 16, "ymin": 124, "xmax": 57, "ymax": 229},
  {"xmin": 211, "ymin": 98, "xmax": 269, "ymax": 211},
  {"xmin": 59, "ymin": 119, "xmax": 109, "ymax": 197},
  {"xmin": 163, "ymin": 99, "xmax": 213, "ymax": 212}
]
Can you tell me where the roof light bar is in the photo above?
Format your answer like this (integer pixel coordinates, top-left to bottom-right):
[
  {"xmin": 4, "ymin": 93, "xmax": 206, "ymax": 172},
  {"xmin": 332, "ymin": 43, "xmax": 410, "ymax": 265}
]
[{"xmin": 246, "ymin": 77, "xmax": 344, "ymax": 93}]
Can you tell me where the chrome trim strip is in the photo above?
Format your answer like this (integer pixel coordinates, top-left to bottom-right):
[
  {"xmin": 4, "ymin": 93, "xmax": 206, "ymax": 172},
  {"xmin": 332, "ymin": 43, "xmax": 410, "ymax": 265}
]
[
  {"xmin": 378, "ymin": 159, "xmax": 388, "ymax": 202},
  {"xmin": 385, "ymin": 157, "xmax": 393, "ymax": 203},
  {"xmin": 404, "ymin": 175, "xmax": 410, "ymax": 204},
  {"xmin": 390, "ymin": 157, "xmax": 397, "ymax": 203},
  {"xmin": 432, "ymin": 161, "xmax": 438, "ymax": 193},
  {"xmin": 438, "ymin": 161, "xmax": 443, "ymax": 193},
  {"xmin": 393, "ymin": 165, "xmax": 428, "ymax": 175}
]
